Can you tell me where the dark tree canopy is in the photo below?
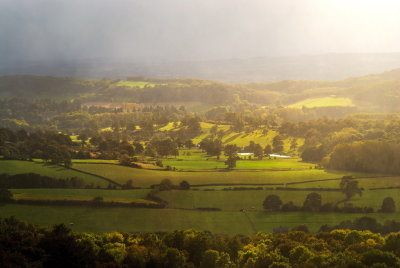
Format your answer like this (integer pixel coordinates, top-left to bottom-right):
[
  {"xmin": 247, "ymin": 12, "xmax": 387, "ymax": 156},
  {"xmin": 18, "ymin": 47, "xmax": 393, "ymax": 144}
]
[
  {"xmin": 340, "ymin": 176, "xmax": 363, "ymax": 200},
  {"xmin": 380, "ymin": 197, "xmax": 396, "ymax": 213},
  {"xmin": 263, "ymin": 194, "xmax": 282, "ymax": 211},
  {"xmin": 302, "ymin": 192, "xmax": 322, "ymax": 212}
]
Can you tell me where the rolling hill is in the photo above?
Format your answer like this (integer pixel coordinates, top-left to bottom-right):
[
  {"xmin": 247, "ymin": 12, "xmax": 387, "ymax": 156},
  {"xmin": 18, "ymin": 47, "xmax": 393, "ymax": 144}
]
[{"xmin": 1, "ymin": 68, "xmax": 400, "ymax": 113}]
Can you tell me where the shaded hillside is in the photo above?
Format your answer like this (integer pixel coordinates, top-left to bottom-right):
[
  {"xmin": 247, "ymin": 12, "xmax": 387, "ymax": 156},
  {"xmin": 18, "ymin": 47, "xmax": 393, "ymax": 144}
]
[
  {"xmin": 1, "ymin": 68, "xmax": 400, "ymax": 112},
  {"xmin": 243, "ymin": 69, "xmax": 400, "ymax": 112}
]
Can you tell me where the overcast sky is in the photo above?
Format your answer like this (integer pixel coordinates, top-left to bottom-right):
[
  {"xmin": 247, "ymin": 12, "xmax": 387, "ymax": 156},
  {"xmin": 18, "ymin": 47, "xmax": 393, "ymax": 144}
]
[{"xmin": 1, "ymin": 0, "xmax": 400, "ymax": 63}]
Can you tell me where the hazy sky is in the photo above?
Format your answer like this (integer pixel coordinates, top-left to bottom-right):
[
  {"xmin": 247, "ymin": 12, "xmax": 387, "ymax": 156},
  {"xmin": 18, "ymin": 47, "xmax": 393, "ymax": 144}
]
[{"xmin": 1, "ymin": 0, "xmax": 400, "ymax": 63}]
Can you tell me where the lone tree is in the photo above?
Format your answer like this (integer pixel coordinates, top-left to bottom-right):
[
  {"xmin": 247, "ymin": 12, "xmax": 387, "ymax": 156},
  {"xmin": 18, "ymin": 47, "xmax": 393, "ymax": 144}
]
[
  {"xmin": 253, "ymin": 144, "xmax": 264, "ymax": 160},
  {"xmin": 264, "ymin": 144, "xmax": 273, "ymax": 156},
  {"xmin": 224, "ymin": 144, "xmax": 240, "ymax": 169},
  {"xmin": 159, "ymin": 179, "xmax": 174, "ymax": 191},
  {"xmin": 179, "ymin": 180, "xmax": 190, "ymax": 190},
  {"xmin": 200, "ymin": 138, "xmax": 223, "ymax": 159},
  {"xmin": 263, "ymin": 194, "xmax": 282, "ymax": 211},
  {"xmin": 380, "ymin": 197, "xmax": 396, "ymax": 213},
  {"xmin": 302, "ymin": 192, "xmax": 322, "ymax": 212},
  {"xmin": 340, "ymin": 176, "xmax": 363, "ymax": 200}
]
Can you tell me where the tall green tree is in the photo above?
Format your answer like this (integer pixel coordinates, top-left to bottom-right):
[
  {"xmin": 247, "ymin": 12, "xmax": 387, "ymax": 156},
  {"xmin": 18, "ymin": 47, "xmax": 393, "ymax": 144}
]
[
  {"xmin": 272, "ymin": 135, "xmax": 284, "ymax": 154},
  {"xmin": 380, "ymin": 197, "xmax": 396, "ymax": 213},
  {"xmin": 253, "ymin": 144, "xmax": 264, "ymax": 160},
  {"xmin": 302, "ymin": 192, "xmax": 322, "ymax": 212},
  {"xmin": 224, "ymin": 144, "xmax": 240, "ymax": 169},
  {"xmin": 340, "ymin": 176, "xmax": 363, "ymax": 200},
  {"xmin": 263, "ymin": 194, "xmax": 282, "ymax": 211}
]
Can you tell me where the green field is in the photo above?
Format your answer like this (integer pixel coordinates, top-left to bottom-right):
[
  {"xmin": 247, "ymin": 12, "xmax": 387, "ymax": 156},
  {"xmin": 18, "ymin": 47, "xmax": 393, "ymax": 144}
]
[
  {"xmin": 0, "ymin": 160, "xmax": 109, "ymax": 188},
  {"xmin": 11, "ymin": 188, "xmax": 152, "ymax": 204},
  {"xmin": 1, "ymin": 204, "xmax": 399, "ymax": 235},
  {"xmin": 112, "ymin": 81, "xmax": 156, "ymax": 88},
  {"xmin": 71, "ymin": 159, "xmax": 119, "ymax": 164},
  {"xmin": 72, "ymin": 163, "xmax": 364, "ymax": 187},
  {"xmin": 157, "ymin": 188, "xmax": 400, "ymax": 211},
  {"xmin": 287, "ymin": 176, "xmax": 400, "ymax": 189},
  {"xmin": 288, "ymin": 97, "xmax": 354, "ymax": 108},
  {"xmin": 163, "ymin": 158, "xmax": 314, "ymax": 170}
]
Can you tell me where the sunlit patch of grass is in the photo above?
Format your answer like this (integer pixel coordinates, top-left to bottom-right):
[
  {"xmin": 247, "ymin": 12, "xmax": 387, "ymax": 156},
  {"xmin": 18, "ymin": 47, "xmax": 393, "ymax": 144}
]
[
  {"xmin": 112, "ymin": 81, "xmax": 156, "ymax": 88},
  {"xmin": 288, "ymin": 97, "xmax": 354, "ymax": 108}
]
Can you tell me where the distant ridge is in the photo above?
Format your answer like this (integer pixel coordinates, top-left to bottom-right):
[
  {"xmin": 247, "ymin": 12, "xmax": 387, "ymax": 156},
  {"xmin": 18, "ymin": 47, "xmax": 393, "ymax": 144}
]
[{"xmin": 2, "ymin": 53, "xmax": 400, "ymax": 83}]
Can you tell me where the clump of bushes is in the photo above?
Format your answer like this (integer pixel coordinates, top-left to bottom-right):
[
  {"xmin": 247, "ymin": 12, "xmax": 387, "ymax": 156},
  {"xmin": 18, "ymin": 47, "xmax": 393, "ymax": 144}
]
[{"xmin": 262, "ymin": 192, "xmax": 390, "ymax": 213}]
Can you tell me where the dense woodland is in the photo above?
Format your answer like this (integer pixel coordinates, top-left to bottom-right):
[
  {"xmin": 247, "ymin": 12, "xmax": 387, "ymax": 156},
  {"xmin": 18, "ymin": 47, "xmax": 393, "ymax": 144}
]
[{"xmin": 4, "ymin": 217, "xmax": 400, "ymax": 267}]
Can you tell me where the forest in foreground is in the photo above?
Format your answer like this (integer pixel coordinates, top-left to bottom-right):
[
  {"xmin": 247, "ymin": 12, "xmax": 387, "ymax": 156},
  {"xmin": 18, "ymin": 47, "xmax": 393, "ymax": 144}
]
[{"xmin": 3, "ymin": 217, "xmax": 400, "ymax": 268}]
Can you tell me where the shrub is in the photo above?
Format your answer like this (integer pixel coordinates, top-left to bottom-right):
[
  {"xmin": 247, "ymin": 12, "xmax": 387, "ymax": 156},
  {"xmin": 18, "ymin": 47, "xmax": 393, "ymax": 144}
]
[
  {"xmin": 0, "ymin": 188, "xmax": 12, "ymax": 202},
  {"xmin": 179, "ymin": 180, "xmax": 190, "ymax": 190},
  {"xmin": 263, "ymin": 194, "xmax": 282, "ymax": 211},
  {"xmin": 155, "ymin": 160, "xmax": 163, "ymax": 167},
  {"xmin": 159, "ymin": 179, "xmax": 174, "ymax": 191},
  {"xmin": 281, "ymin": 202, "xmax": 300, "ymax": 212},
  {"xmin": 302, "ymin": 192, "xmax": 322, "ymax": 212},
  {"xmin": 380, "ymin": 197, "xmax": 396, "ymax": 213}
]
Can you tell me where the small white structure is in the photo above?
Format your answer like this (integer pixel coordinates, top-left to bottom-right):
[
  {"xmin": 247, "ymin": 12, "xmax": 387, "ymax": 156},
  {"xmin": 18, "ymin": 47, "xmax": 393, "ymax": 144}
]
[
  {"xmin": 269, "ymin": 154, "xmax": 290, "ymax": 158},
  {"xmin": 237, "ymin": 153, "xmax": 254, "ymax": 156}
]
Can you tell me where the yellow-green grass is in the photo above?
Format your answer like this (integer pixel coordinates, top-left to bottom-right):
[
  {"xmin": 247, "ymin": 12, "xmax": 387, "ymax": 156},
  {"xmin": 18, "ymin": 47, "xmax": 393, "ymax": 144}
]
[
  {"xmin": 112, "ymin": 81, "xmax": 156, "ymax": 88},
  {"xmin": 163, "ymin": 158, "xmax": 313, "ymax": 171},
  {"xmin": 72, "ymin": 163, "xmax": 365, "ymax": 187},
  {"xmin": 168, "ymin": 122, "xmax": 303, "ymax": 154},
  {"xmin": 287, "ymin": 176, "xmax": 400, "ymax": 189},
  {"xmin": 0, "ymin": 160, "xmax": 109, "ymax": 188},
  {"xmin": 70, "ymin": 135, "xmax": 80, "ymax": 142},
  {"xmin": 157, "ymin": 188, "xmax": 400, "ymax": 212},
  {"xmin": 221, "ymin": 129, "xmax": 278, "ymax": 147},
  {"xmin": 10, "ymin": 189, "xmax": 153, "ymax": 204},
  {"xmin": 157, "ymin": 190, "xmax": 341, "ymax": 211},
  {"xmin": 176, "ymin": 149, "xmax": 209, "ymax": 160},
  {"xmin": 191, "ymin": 123, "xmax": 230, "ymax": 145},
  {"xmin": 71, "ymin": 159, "xmax": 119, "ymax": 164},
  {"xmin": 0, "ymin": 205, "xmax": 253, "ymax": 234},
  {"xmin": 192, "ymin": 127, "xmax": 304, "ymax": 152},
  {"xmin": 159, "ymin": 122, "xmax": 179, "ymax": 131},
  {"xmin": 288, "ymin": 97, "xmax": 355, "ymax": 108},
  {"xmin": 1, "ymin": 204, "xmax": 399, "ymax": 234}
]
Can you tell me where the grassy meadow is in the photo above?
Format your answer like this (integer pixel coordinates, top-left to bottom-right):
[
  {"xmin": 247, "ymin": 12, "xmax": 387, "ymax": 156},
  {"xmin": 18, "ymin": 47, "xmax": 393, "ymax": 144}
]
[
  {"xmin": 1, "ymin": 144, "xmax": 397, "ymax": 235},
  {"xmin": 157, "ymin": 188, "xmax": 400, "ymax": 212},
  {"xmin": 0, "ymin": 160, "xmax": 109, "ymax": 188},
  {"xmin": 288, "ymin": 97, "xmax": 355, "ymax": 108},
  {"xmin": 10, "ymin": 188, "xmax": 153, "ymax": 204},
  {"xmin": 72, "ymin": 162, "xmax": 365, "ymax": 187},
  {"xmin": 1, "ymin": 204, "xmax": 399, "ymax": 235}
]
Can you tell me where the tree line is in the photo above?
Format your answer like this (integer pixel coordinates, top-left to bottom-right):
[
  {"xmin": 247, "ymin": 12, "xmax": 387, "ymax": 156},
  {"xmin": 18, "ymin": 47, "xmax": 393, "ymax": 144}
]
[{"xmin": 4, "ymin": 217, "xmax": 400, "ymax": 267}]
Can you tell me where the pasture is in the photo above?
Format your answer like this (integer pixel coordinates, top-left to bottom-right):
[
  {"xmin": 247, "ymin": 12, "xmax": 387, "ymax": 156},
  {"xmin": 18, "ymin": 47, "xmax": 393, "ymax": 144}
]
[
  {"xmin": 288, "ymin": 97, "xmax": 354, "ymax": 108},
  {"xmin": 156, "ymin": 188, "xmax": 400, "ymax": 212},
  {"xmin": 112, "ymin": 80, "xmax": 156, "ymax": 88},
  {"xmin": 163, "ymin": 158, "xmax": 314, "ymax": 170},
  {"xmin": 1, "ymin": 204, "xmax": 399, "ymax": 235},
  {"xmin": 10, "ymin": 188, "xmax": 152, "ymax": 204},
  {"xmin": 0, "ymin": 160, "xmax": 109, "ymax": 188},
  {"xmin": 72, "ymin": 162, "xmax": 364, "ymax": 187}
]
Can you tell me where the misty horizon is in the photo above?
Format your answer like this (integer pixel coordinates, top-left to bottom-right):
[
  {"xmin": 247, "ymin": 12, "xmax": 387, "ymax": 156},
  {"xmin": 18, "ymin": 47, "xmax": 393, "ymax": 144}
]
[{"xmin": 2, "ymin": 0, "xmax": 400, "ymax": 65}]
